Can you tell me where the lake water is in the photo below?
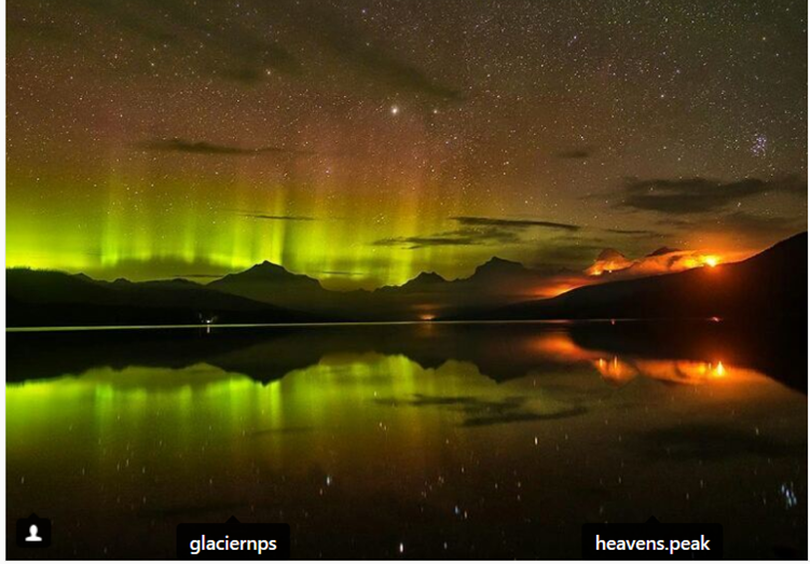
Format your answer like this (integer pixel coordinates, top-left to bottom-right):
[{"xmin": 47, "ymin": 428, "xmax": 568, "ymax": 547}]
[{"xmin": 6, "ymin": 321, "xmax": 807, "ymax": 559}]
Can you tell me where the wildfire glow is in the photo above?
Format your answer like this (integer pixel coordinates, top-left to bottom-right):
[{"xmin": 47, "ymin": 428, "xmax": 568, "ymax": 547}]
[
  {"xmin": 703, "ymin": 255, "xmax": 720, "ymax": 268},
  {"xmin": 527, "ymin": 334, "xmax": 745, "ymax": 386}
]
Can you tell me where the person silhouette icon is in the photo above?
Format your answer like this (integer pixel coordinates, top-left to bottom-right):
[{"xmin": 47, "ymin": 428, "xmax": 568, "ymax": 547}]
[
  {"xmin": 26, "ymin": 524, "xmax": 42, "ymax": 542},
  {"xmin": 16, "ymin": 513, "xmax": 51, "ymax": 548}
]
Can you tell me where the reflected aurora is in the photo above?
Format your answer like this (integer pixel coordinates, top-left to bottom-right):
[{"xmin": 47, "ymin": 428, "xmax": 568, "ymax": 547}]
[{"xmin": 6, "ymin": 323, "xmax": 807, "ymax": 559}]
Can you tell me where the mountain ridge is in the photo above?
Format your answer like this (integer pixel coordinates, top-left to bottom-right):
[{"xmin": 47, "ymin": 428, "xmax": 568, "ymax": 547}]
[
  {"xmin": 475, "ymin": 232, "xmax": 808, "ymax": 322},
  {"xmin": 7, "ymin": 232, "xmax": 806, "ymax": 326}
]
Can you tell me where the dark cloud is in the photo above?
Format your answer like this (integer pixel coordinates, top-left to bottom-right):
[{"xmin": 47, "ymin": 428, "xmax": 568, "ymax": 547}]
[
  {"xmin": 24, "ymin": 0, "xmax": 458, "ymax": 99},
  {"xmin": 138, "ymin": 138, "xmax": 311, "ymax": 156},
  {"xmin": 374, "ymin": 216, "xmax": 581, "ymax": 250},
  {"xmin": 373, "ymin": 227, "xmax": 519, "ymax": 249},
  {"xmin": 71, "ymin": 0, "xmax": 300, "ymax": 83},
  {"xmin": 241, "ymin": 214, "xmax": 317, "ymax": 222},
  {"xmin": 604, "ymin": 228, "xmax": 663, "ymax": 236},
  {"xmin": 452, "ymin": 216, "xmax": 581, "ymax": 232},
  {"xmin": 615, "ymin": 175, "xmax": 805, "ymax": 214},
  {"xmin": 657, "ymin": 218, "xmax": 693, "ymax": 228},
  {"xmin": 288, "ymin": 2, "xmax": 461, "ymax": 101},
  {"xmin": 64, "ymin": 0, "xmax": 458, "ymax": 96},
  {"xmin": 555, "ymin": 146, "xmax": 596, "ymax": 159}
]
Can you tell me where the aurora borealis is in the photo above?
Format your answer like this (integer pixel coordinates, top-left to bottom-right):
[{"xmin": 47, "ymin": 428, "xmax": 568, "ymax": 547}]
[{"xmin": 7, "ymin": 0, "xmax": 808, "ymax": 290}]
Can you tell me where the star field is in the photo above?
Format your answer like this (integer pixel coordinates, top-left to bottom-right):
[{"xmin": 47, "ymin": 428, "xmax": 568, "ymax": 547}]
[{"xmin": 7, "ymin": 0, "xmax": 807, "ymax": 288}]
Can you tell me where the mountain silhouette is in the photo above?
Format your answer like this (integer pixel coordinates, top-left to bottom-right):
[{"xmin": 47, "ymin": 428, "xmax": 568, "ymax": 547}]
[
  {"xmin": 7, "ymin": 232, "xmax": 806, "ymax": 327},
  {"xmin": 207, "ymin": 261, "xmax": 376, "ymax": 319},
  {"xmin": 472, "ymin": 256, "xmax": 528, "ymax": 277},
  {"xmin": 480, "ymin": 232, "xmax": 807, "ymax": 321},
  {"xmin": 208, "ymin": 260, "xmax": 324, "ymax": 299},
  {"xmin": 378, "ymin": 257, "xmax": 538, "ymax": 294},
  {"xmin": 7, "ymin": 269, "xmax": 314, "ymax": 327},
  {"xmin": 202, "ymin": 255, "xmax": 548, "ymax": 320},
  {"xmin": 377, "ymin": 271, "xmax": 447, "ymax": 293}
]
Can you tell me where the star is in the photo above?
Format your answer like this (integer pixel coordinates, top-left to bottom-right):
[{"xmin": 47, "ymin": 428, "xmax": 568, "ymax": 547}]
[{"xmin": 752, "ymin": 134, "xmax": 768, "ymax": 157}]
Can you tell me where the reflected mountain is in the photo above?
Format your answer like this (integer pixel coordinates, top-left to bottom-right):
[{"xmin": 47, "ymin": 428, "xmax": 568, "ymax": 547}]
[
  {"xmin": 7, "ymin": 321, "xmax": 807, "ymax": 560},
  {"xmin": 8, "ymin": 320, "xmax": 806, "ymax": 393}
]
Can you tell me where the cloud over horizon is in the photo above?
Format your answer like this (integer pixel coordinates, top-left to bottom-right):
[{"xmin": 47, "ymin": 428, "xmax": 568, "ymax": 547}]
[
  {"xmin": 614, "ymin": 175, "xmax": 806, "ymax": 214},
  {"xmin": 373, "ymin": 216, "xmax": 582, "ymax": 249},
  {"xmin": 604, "ymin": 227, "xmax": 663, "ymax": 236},
  {"xmin": 241, "ymin": 213, "xmax": 317, "ymax": 222},
  {"xmin": 373, "ymin": 227, "xmax": 520, "ymax": 250},
  {"xmin": 138, "ymin": 138, "xmax": 311, "ymax": 156},
  {"xmin": 451, "ymin": 216, "xmax": 581, "ymax": 232}
]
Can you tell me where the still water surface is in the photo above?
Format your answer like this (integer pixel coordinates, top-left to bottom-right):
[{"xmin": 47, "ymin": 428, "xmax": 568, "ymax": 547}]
[{"xmin": 6, "ymin": 321, "xmax": 807, "ymax": 559}]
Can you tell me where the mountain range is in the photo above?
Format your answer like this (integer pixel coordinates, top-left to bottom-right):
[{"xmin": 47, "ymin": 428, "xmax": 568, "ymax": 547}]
[
  {"xmin": 469, "ymin": 231, "xmax": 808, "ymax": 321},
  {"xmin": 7, "ymin": 232, "xmax": 807, "ymax": 327}
]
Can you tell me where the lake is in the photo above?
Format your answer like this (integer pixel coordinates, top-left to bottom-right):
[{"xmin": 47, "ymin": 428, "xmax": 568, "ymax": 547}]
[{"xmin": 5, "ymin": 320, "xmax": 807, "ymax": 559}]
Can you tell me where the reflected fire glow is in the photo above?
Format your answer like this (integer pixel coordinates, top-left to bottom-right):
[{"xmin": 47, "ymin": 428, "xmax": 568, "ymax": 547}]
[{"xmin": 531, "ymin": 331, "xmax": 744, "ymax": 386}]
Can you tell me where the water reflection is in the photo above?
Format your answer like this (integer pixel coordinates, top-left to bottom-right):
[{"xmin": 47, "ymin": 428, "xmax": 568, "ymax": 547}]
[
  {"xmin": 7, "ymin": 320, "xmax": 807, "ymax": 391},
  {"xmin": 526, "ymin": 330, "xmax": 750, "ymax": 387},
  {"xmin": 5, "ymin": 321, "xmax": 807, "ymax": 559}
]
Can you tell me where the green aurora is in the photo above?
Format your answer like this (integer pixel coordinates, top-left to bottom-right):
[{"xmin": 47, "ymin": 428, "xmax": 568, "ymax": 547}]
[{"xmin": 7, "ymin": 0, "xmax": 807, "ymax": 290}]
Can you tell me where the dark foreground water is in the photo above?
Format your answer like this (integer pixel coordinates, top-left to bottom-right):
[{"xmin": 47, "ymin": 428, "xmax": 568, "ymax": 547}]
[{"xmin": 6, "ymin": 320, "xmax": 808, "ymax": 559}]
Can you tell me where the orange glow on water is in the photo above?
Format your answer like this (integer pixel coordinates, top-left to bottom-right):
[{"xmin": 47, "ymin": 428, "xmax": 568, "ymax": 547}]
[
  {"xmin": 526, "ymin": 332, "xmax": 758, "ymax": 386},
  {"xmin": 530, "ymin": 333, "xmax": 596, "ymax": 361},
  {"xmin": 633, "ymin": 359, "xmax": 737, "ymax": 384},
  {"xmin": 593, "ymin": 356, "xmax": 637, "ymax": 385}
]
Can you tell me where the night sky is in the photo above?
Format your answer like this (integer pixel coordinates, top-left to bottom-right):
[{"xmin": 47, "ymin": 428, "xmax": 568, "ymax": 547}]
[{"xmin": 7, "ymin": 0, "xmax": 807, "ymax": 290}]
